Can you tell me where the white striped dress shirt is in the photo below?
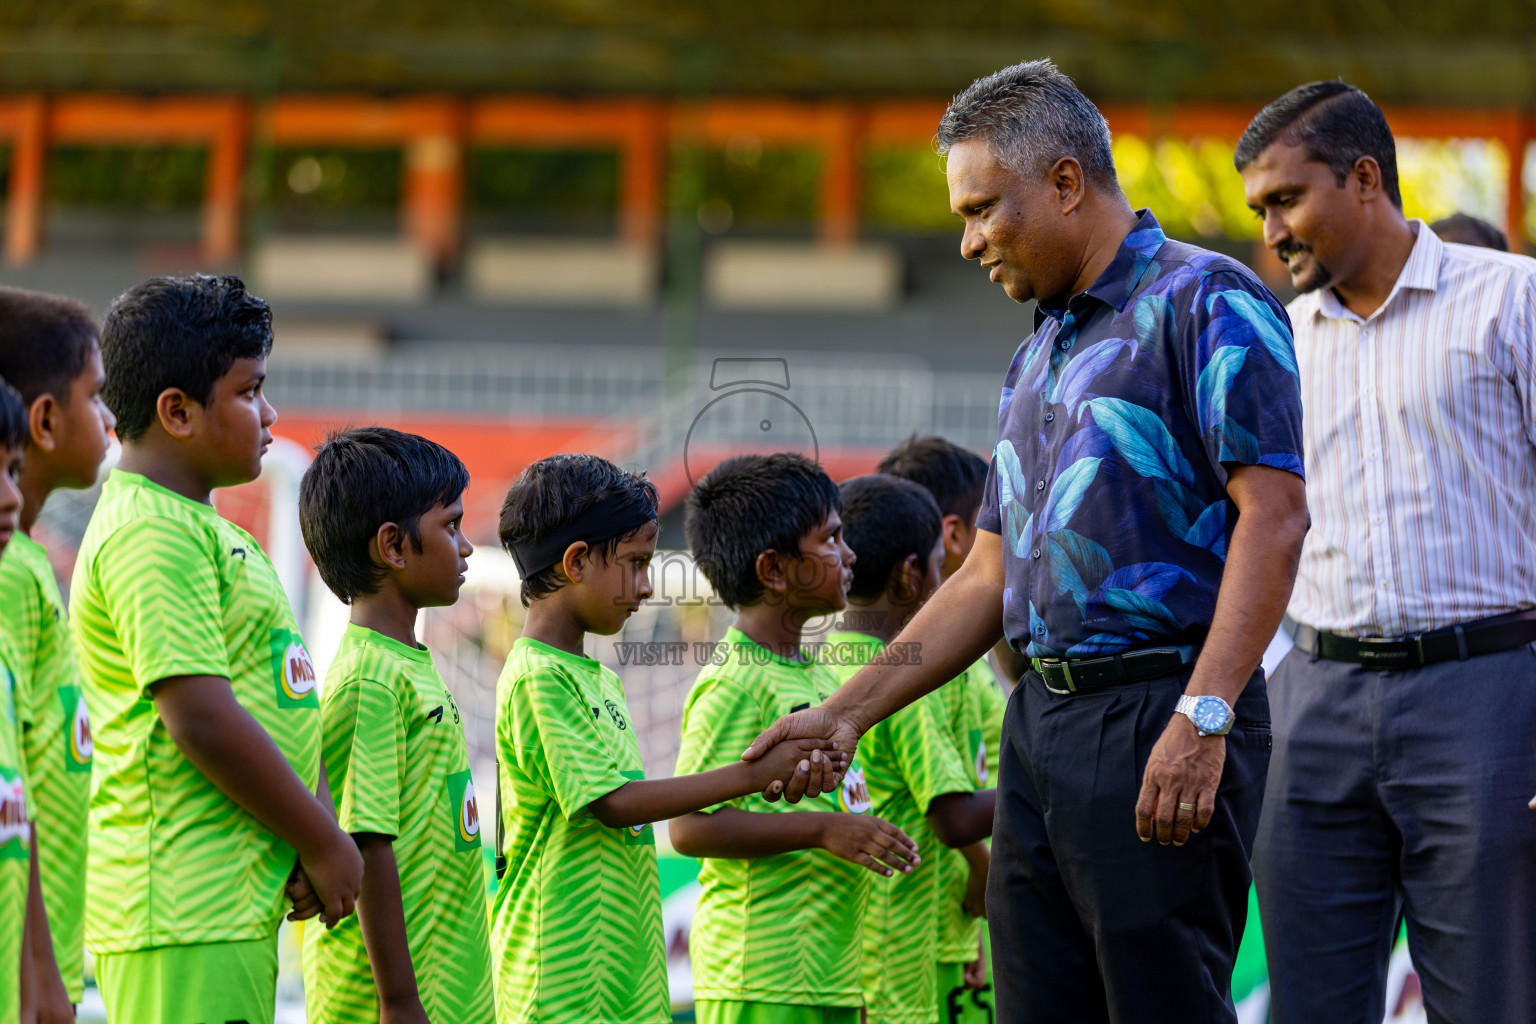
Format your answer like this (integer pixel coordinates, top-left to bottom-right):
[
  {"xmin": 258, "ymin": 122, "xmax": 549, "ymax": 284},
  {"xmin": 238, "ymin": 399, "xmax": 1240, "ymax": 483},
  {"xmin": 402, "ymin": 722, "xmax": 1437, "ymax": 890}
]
[{"xmin": 1288, "ymin": 220, "xmax": 1536, "ymax": 637}]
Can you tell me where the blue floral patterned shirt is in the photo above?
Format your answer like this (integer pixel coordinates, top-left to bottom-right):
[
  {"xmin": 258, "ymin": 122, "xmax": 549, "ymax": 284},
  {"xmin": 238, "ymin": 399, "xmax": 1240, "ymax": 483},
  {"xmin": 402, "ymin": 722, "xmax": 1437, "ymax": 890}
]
[{"xmin": 976, "ymin": 211, "xmax": 1304, "ymax": 658}]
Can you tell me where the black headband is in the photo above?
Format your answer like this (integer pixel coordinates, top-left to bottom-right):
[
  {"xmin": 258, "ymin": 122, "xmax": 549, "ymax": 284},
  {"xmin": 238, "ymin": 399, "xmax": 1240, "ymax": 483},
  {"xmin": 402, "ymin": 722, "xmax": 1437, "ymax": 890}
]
[{"xmin": 507, "ymin": 492, "xmax": 657, "ymax": 580}]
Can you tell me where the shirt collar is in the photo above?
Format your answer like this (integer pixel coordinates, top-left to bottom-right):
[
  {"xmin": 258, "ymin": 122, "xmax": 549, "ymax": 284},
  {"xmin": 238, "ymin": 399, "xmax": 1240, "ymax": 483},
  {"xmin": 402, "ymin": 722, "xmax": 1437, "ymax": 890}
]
[
  {"xmin": 1036, "ymin": 209, "xmax": 1166, "ymax": 327},
  {"xmin": 1312, "ymin": 218, "xmax": 1441, "ymax": 324}
]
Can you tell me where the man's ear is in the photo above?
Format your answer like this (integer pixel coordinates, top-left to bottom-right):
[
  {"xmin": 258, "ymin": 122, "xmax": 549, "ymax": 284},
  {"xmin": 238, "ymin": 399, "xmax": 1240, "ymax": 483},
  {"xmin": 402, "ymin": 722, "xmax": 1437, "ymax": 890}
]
[
  {"xmin": 373, "ymin": 522, "xmax": 409, "ymax": 571},
  {"xmin": 155, "ymin": 387, "xmax": 197, "ymax": 440},
  {"xmin": 1051, "ymin": 156, "xmax": 1087, "ymax": 215},
  {"xmin": 754, "ymin": 549, "xmax": 788, "ymax": 597},
  {"xmin": 559, "ymin": 540, "xmax": 591, "ymax": 585},
  {"xmin": 27, "ymin": 393, "xmax": 59, "ymax": 453},
  {"xmin": 1352, "ymin": 155, "xmax": 1386, "ymax": 204}
]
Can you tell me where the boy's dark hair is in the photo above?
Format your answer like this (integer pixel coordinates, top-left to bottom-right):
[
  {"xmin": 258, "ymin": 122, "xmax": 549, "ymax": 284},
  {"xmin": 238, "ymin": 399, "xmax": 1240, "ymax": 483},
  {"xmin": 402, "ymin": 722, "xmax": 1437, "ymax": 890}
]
[
  {"xmin": 685, "ymin": 452, "xmax": 842, "ymax": 610},
  {"xmin": 0, "ymin": 287, "xmax": 100, "ymax": 411},
  {"xmin": 299, "ymin": 427, "xmax": 470, "ymax": 604},
  {"xmin": 1431, "ymin": 212, "xmax": 1509, "ymax": 252},
  {"xmin": 839, "ymin": 475, "xmax": 942, "ymax": 602},
  {"xmin": 876, "ymin": 434, "xmax": 990, "ymax": 521},
  {"xmin": 1235, "ymin": 81, "xmax": 1401, "ymax": 208},
  {"xmin": 100, "ymin": 274, "xmax": 273, "ymax": 442},
  {"xmin": 0, "ymin": 376, "xmax": 27, "ymax": 451},
  {"xmin": 499, "ymin": 453, "xmax": 658, "ymax": 608}
]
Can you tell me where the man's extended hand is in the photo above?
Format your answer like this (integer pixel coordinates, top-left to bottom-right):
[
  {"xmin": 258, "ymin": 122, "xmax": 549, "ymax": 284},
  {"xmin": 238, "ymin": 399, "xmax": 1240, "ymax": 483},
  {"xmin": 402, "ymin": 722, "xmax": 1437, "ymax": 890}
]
[
  {"xmin": 741, "ymin": 705, "xmax": 861, "ymax": 803},
  {"xmin": 1134, "ymin": 715, "xmax": 1225, "ymax": 845}
]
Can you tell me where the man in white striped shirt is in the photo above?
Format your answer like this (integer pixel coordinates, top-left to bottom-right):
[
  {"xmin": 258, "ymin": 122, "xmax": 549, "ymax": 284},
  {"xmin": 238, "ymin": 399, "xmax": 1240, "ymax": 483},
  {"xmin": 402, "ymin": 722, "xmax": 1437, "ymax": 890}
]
[{"xmin": 1238, "ymin": 80, "xmax": 1536, "ymax": 1023}]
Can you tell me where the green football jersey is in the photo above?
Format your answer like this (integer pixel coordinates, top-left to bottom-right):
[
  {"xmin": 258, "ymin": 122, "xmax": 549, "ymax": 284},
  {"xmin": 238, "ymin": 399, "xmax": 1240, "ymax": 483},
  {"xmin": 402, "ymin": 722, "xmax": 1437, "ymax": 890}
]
[
  {"xmin": 822, "ymin": 631, "xmax": 972, "ymax": 1024},
  {"xmin": 0, "ymin": 633, "xmax": 32, "ymax": 1024},
  {"xmin": 492, "ymin": 637, "xmax": 667, "ymax": 1024},
  {"xmin": 933, "ymin": 658, "xmax": 993, "ymax": 963},
  {"xmin": 69, "ymin": 470, "xmax": 321, "ymax": 953},
  {"xmin": 676, "ymin": 627, "xmax": 873, "ymax": 1009},
  {"xmin": 0, "ymin": 532, "xmax": 90, "ymax": 1000},
  {"xmin": 975, "ymin": 658, "xmax": 1008, "ymax": 785},
  {"xmin": 304, "ymin": 623, "xmax": 494, "ymax": 1023}
]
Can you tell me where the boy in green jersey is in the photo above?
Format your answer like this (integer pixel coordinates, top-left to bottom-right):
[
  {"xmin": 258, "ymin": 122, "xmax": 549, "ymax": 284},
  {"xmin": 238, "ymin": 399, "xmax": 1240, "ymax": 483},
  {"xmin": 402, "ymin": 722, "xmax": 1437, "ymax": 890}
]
[
  {"xmin": 70, "ymin": 275, "xmax": 362, "ymax": 1024},
  {"xmin": 877, "ymin": 436, "xmax": 1010, "ymax": 1021},
  {"xmin": 0, "ymin": 378, "xmax": 39, "ymax": 1023},
  {"xmin": 297, "ymin": 427, "xmax": 494, "ymax": 1024},
  {"xmin": 824, "ymin": 475, "xmax": 996, "ymax": 1024},
  {"xmin": 0, "ymin": 288, "xmax": 115, "ymax": 1021},
  {"xmin": 493, "ymin": 453, "xmax": 843, "ymax": 1024},
  {"xmin": 672, "ymin": 453, "xmax": 923, "ymax": 1024}
]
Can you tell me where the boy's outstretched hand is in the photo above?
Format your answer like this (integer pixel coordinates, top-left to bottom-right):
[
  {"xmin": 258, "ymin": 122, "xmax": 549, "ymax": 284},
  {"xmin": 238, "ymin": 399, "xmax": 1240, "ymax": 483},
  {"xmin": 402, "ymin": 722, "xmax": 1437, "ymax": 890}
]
[
  {"xmin": 743, "ymin": 706, "xmax": 860, "ymax": 803},
  {"xmin": 818, "ymin": 814, "xmax": 920, "ymax": 878},
  {"xmin": 749, "ymin": 737, "xmax": 848, "ymax": 804}
]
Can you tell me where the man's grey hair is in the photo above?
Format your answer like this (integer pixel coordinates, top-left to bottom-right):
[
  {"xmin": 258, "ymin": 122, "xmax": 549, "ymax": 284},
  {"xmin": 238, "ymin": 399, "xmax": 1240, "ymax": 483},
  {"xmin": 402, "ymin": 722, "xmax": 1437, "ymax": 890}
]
[{"xmin": 937, "ymin": 59, "xmax": 1120, "ymax": 190}]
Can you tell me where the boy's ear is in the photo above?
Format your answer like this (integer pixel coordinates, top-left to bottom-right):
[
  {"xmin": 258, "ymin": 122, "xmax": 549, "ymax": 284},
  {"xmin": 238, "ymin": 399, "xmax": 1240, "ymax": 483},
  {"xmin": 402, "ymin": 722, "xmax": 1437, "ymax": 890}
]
[
  {"xmin": 888, "ymin": 553, "xmax": 922, "ymax": 603},
  {"xmin": 26, "ymin": 393, "xmax": 58, "ymax": 453},
  {"xmin": 559, "ymin": 540, "xmax": 590, "ymax": 584},
  {"xmin": 373, "ymin": 522, "xmax": 409, "ymax": 571},
  {"xmin": 940, "ymin": 514, "xmax": 966, "ymax": 561},
  {"xmin": 754, "ymin": 549, "xmax": 788, "ymax": 596},
  {"xmin": 154, "ymin": 387, "xmax": 197, "ymax": 440}
]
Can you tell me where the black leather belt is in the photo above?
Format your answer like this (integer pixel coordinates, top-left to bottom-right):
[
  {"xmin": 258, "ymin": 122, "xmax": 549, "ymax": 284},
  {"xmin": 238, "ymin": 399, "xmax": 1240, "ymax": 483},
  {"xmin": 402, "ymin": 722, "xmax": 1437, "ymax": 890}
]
[
  {"xmin": 1029, "ymin": 644, "xmax": 1197, "ymax": 695},
  {"xmin": 1289, "ymin": 609, "xmax": 1536, "ymax": 669}
]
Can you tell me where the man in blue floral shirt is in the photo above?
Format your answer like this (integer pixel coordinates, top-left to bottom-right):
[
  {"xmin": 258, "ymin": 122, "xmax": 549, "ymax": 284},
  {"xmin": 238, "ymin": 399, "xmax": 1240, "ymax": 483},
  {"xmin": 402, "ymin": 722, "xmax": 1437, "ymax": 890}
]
[{"xmin": 742, "ymin": 61, "xmax": 1309, "ymax": 1023}]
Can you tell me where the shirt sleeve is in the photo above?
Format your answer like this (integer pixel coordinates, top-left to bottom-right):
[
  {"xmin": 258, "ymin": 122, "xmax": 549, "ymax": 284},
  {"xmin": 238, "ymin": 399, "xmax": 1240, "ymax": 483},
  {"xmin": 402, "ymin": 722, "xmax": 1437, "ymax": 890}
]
[
  {"xmin": 1183, "ymin": 270, "xmax": 1305, "ymax": 480},
  {"xmin": 94, "ymin": 517, "xmax": 230, "ymax": 691},
  {"xmin": 1510, "ymin": 272, "xmax": 1536, "ymax": 452},
  {"xmin": 0, "ymin": 559, "xmax": 44, "ymax": 732},
  {"xmin": 887, "ymin": 693, "xmax": 976, "ymax": 813},
  {"xmin": 504, "ymin": 662, "xmax": 629, "ymax": 822},
  {"xmin": 322, "ymin": 676, "xmax": 405, "ymax": 837},
  {"xmin": 675, "ymin": 672, "xmax": 762, "ymax": 815}
]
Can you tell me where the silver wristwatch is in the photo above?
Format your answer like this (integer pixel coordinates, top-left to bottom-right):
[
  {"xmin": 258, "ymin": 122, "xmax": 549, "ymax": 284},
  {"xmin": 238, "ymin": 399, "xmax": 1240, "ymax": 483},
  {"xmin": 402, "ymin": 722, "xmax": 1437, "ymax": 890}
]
[{"xmin": 1175, "ymin": 694, "xmax": 1234, "ymax": 737}]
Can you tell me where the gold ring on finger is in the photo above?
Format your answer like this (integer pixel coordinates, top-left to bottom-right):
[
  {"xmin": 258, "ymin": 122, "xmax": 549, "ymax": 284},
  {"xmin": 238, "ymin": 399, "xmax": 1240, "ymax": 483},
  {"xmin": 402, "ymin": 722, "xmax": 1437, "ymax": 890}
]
[{"xmin": 1178, "ymin": 802, "xmax": 1196, "ymax": 811}]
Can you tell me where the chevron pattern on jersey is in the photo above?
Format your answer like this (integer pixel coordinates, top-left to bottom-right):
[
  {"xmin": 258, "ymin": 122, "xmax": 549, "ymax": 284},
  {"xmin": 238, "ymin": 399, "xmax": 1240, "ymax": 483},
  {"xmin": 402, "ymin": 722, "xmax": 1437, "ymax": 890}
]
[
  {"xmin": 492, "ymin": 638, "xmax": 668, "ymax": 1024},
  {"xmin": 303, "ymin": 623, "xmax": 494, "ymax": 1023},
  {"xmin": 0, "ymin": 533, "xmax": 90, "ymax": 1000},
  {"xmin": 70, "ymin": 471, "xmax": 321, "ymax": 953},
  {"xmin": 933, "ymin": 659, "xmax": 995, "ymax": 963},
  {"xmin": 824, "ymin": 632, "xmax": 974, "ymax": 1024},
  {"xmin": 676, "ymin": 628, "xmax": 873, "ymax": 1008}
]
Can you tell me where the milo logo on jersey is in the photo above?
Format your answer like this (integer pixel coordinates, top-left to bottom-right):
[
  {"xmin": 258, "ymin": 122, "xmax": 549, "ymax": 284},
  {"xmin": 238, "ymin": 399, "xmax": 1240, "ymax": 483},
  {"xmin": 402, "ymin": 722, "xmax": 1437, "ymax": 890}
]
[
  {"xmin": 446, "ymin": 769, "xmax": 482, "ymax": 852},
  {"xmin": 969, "ymin": 728, "xmax": 987, "ymax": 784},
  {"xmin": 0, "ymin": 771, "xmax": 30, "ymax": 860},
  {"xmin": 837, "ymin": 759, "xmax": 873, "ymax": 814},
  {"xmin": 268, "ymin": 628, "xmax": 320, "ymax": 709},
  {"xmin": 620, "ymin": 769, "xmax": 656, "ymax": 846},
  {"xmin": 59, "ymin": 685, "xmax": 92, "ymax": 772}
]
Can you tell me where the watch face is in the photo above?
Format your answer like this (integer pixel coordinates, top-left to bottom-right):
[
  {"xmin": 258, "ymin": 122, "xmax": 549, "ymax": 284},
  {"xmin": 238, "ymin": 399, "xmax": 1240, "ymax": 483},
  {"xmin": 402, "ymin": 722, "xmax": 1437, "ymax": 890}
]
[{"xmin": 1191, "ymin": 696, "xmax": 1232, "ymax": 734}]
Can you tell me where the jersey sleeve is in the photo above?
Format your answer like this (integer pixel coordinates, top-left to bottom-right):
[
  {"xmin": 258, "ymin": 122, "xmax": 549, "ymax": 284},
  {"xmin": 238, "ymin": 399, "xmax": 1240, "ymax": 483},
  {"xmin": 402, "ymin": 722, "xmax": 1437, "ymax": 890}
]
[
  {"xmin": 886, "ymin": 695, "xmax": 975, "ymax": 813},
  {"xmin": 504, "ymin": 662, "xmax": 629, "ymax": 822},
  {"xmin": 675, "ymin": 672, "xmax": 762, "ymax": 815},
  {"xmin": 0, "ymin": 559, "xmax": 43, "ymax": 731},
  {"xmin": 321, "ymin": 676, "xmax": 406, "ymax": 837},
  {"xmin": 93, "ymin": 517, "xmax": 229, "ymax": 690}
]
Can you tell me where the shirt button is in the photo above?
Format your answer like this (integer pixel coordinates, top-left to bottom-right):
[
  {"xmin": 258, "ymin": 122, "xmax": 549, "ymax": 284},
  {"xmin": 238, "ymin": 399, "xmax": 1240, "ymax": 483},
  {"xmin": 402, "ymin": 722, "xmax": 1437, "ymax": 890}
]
[
  {"xmin": 1058, "ymin": 341, "xmax": 1071, "ymax": 351},
  {"xmin": 1036, "ymin": 480, "xmax": 1046, "ymax": 491},
  {"xmin": 1032, "ymin": 548, "xmax": 1041, "ymax": 559},
  {"xmin": 1044, "ymin": 412, "xmax": 1055, "ymax": 422},
  {"xmin": 1034, "ymin": 624, "xmax": 1046, "ymax": 634}
]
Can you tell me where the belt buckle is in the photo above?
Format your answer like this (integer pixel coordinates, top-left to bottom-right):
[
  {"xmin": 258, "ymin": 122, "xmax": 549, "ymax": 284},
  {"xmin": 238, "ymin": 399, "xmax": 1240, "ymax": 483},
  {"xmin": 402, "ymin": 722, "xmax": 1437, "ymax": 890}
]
[
  {"xmin": 1040, "ymin": 658, "xmax": 1076, "ymax": 694},
  {"xmin": 1355, "ymin": 635, "xmax": 1414, "ymax": 667}
]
